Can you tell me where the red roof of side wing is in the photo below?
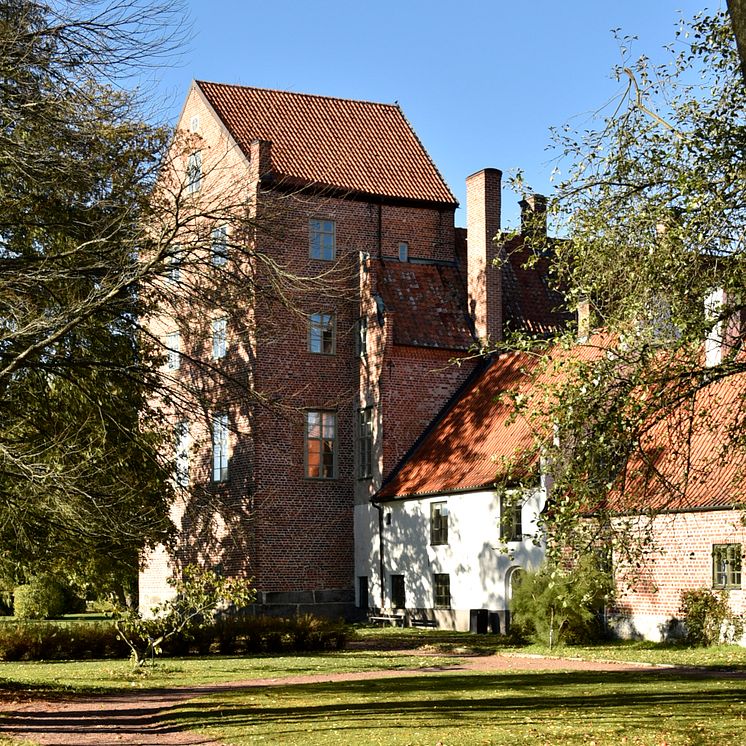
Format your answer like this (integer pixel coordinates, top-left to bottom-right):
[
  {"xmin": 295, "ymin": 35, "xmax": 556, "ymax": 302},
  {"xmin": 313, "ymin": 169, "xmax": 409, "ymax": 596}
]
[
  {"xmin": 196, "ymin": 81, "xmax": 457, "ymax": 206},
  {"xmin": 377, "ymin": 352, "xmax": 542, "ymax": 499}
]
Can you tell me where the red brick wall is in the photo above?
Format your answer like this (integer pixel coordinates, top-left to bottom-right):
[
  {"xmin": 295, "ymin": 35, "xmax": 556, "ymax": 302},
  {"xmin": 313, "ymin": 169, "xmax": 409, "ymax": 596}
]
[
  {"xmin": 614, "ymin": 510, "xmax": 745, "ymax": 623},
  {"xmin": 141, "ymin": 83, "xmax": 477, "ymax": 608}
]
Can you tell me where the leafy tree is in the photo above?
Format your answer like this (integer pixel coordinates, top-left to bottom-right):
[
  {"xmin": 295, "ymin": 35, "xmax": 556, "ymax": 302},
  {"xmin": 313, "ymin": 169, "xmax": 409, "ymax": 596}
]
[
  {"xmin": 0, "ymin": 0, "xmax": 187, "ymax": 599},
  {"xmin": 508, "ymin": 10, "xmax": 746, "ymax": 566},
  {"xmin": 114, "ymin": 564, "xmax": 254, "ymax": 666},
  {"xmin": 510, "ymin": 555, "xmax": 614, "ymax": 648}
]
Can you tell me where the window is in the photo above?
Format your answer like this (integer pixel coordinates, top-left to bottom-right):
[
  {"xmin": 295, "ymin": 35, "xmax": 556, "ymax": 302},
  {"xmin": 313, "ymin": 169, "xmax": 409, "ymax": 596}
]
[
  {"xmin": 713, "ymin": 544, "xmax": 742, "ymax": 589},
  {"xmin": 434, "ymin": 573, "xmax": 451, "ymax": 608},
  {"xmin": 309, "ymin": 312, "xmax": 335, "ymax": 354},
  {"xmin": 186, "ymin": 151, "xmax": 202, "ymax": 194},
  {"xmin": 309, "ymin": 219, "xmax": 335, "ymax": 260},
  {"xmin": 430, "ymin": 502, "xmax": 448, "ymax": 545},
  {"xmin": 212, "ymin": 317, "xmax": 227, "ymax": 359},
  {"xmin": 189, "ymin": 114, "xmax": 200, "ymax": 133},
  {"xmin": 174, "ymin": 420, "xmax": 189, "ymax": 487},
  {"xmin": 500, "ymin": 492, "xmax": 523, "ymax": 542},
  {"xmin": 391, "ymin": 574, "xmax": 405, "ymax": 609},
  {"xmin": 398, "ymin": 241, "xmax": 409, "ymax": 262},
  {"xmin": 306, "ymin": 411, "xmax": 336, "ymax": 479},
  {"xmin": 212, "ymin": 412, "xmax": 229, "ymax": 482},
  {"xmin": 211, "ymin": 225, "xmax": 228, "ymax": 266},
  {"xmin": 357, "ymin": 407, "xmax": 373, "ymax": 479},
  {"xmin": 358, "ymin": 576, "xmax": 369, "ymax": 610},
  {"xmin": 356, "ymin": 316, "xmax": 368, "ymax": 357},
  {"xmin": 166, "ymin": 331, "xmax": 181, "ymax": 370},
  {"xmin": 166, "ymin": 246, "xmax": 181, "ymax": 284}
]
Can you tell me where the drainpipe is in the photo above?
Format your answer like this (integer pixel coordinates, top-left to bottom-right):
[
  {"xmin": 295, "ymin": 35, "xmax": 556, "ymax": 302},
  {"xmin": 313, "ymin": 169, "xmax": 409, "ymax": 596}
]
[{"xmin": 372, "ymin": 500, "xmax": 385, "ymax": 609}]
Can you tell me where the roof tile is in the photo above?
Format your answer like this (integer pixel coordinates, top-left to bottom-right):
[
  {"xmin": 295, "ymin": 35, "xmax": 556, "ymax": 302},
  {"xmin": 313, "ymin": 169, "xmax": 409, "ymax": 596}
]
[{"xmin": 196, "ymin": 81, "xmax": 457, "ymax": 205}]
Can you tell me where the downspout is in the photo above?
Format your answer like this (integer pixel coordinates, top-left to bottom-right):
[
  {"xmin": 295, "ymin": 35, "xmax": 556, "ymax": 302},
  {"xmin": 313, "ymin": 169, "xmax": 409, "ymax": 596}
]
[
  {"xmin": 377, "ymin": 201, "xmax": 383, "ymax": 260},
  {"xmin": 372, "ymin": 500, "xmax": 385, "ymax": 609}
]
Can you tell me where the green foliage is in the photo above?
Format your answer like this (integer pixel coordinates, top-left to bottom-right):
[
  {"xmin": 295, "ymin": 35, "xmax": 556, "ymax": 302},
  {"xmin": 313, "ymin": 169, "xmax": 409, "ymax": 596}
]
[
  {"xmin": 0, "ymin": 620, "xmax": 128, "ymax": 661},
  {"xmin": 510, "ymin": 556, "xmax": 614, "ymax": 647},
  {"xmin": 13, "ymin": 577, "xmax": 66, "ymax": 620},
  {"xmin": 0, "ymin": 1, "xmax": 186, "ymax": 598},
  {"xmin": 115, "ymin": 565, "xmax": 256, "ymax": 665},
  {"xmin": 505, "ymin": 9, "xmax": 746, "ymax": 570},
  {"xmin": 679, "ymin": 588, "xmax": 744, "ymax": 646}
]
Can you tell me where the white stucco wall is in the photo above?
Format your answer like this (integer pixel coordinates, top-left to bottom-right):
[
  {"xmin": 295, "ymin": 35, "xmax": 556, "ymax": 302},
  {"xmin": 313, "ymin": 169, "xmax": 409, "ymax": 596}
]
[{"xmin": 354, "ymin": 486, "xmax": 546, "ymax": 630}]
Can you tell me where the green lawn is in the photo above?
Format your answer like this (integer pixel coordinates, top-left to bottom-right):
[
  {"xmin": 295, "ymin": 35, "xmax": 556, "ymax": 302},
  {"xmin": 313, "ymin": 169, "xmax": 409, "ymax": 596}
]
[
  {"xmin": 1, "ymin": 630, "xmax": 746, "ymax": 745},
  {"xmin": 0, "ymin": 650, "xmax": 462, "ymax": 694},
  {"xmin": 168, "ymin": 669, "xmax": 746, "ymax": 745}
]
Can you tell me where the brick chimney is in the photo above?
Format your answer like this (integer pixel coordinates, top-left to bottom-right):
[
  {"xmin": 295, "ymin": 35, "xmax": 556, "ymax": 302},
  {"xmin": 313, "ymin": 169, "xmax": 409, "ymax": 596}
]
[
  {"xmin": 519, "ymin": 193, "xmax": 547, "ymax": 237},
  {"xmin": 466, "ymin": 168, "xmax": 503, "ymax": 343},
  {"xmin": 249, "ymin": 139, "xmax": 272, "ymax": 183}
]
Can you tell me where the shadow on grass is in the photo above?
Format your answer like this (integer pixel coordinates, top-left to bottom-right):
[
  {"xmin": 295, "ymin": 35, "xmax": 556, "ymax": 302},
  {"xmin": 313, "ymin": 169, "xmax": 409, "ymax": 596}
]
[{"xmin": 166, "ymin": 669, "xmax": 746, "ymax": 743}]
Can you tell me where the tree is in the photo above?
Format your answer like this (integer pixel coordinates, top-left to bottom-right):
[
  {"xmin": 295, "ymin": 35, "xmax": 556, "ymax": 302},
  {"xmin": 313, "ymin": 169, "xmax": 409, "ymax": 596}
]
[
  {"xmin": 728, "ymin": 0, "xmax": 746, "ymax": 82},
  {"xmin": 0, "ymin": 1, "xmax": 357, "ymax": 600},
  {"xmin": 509, "ymin": 10, "xmax": 745, "ymax": 565},
  {"xmin": 0, "ymin": 0, "xmax": 190, "ymax": 600}
]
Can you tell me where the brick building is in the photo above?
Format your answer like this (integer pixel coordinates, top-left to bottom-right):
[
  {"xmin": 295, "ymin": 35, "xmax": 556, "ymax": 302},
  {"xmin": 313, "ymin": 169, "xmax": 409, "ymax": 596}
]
[{"xmin": 139, "ymin": 82, "xmax": 563, "ymax": 617}]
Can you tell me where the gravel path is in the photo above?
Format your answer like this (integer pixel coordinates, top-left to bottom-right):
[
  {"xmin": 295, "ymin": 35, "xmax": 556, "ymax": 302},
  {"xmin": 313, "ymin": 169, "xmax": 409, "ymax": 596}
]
[{"xmin": 0, "ymin": 653, "xmax": 684, "ymax": 746}]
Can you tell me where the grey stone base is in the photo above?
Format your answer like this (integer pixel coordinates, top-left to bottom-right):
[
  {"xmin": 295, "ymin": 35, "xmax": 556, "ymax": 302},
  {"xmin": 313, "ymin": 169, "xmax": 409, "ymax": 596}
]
[{"xmin": 247, "ymin": 588, "xmax": 357, "ymax": 621}]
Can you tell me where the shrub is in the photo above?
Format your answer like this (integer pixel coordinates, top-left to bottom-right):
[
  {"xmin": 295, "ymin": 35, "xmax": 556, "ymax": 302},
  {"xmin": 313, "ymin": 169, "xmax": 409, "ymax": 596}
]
[
  {"xmin": 510, "ymin": 555, "xmax": 614, "ymax": 648},
  {"xmin": 13, "ymin": 577, "xmax": 66, "ymax": 620},
  {"xmin": 679, "ymin": 588, "xmax": 744, "ymax": 646},
  {"xmin": 0, "ymin": 621, "xmax": 128, "ymax": 661}
]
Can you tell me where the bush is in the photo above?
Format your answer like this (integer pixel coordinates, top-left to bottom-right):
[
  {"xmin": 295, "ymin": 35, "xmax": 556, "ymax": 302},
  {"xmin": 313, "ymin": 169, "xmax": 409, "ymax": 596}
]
[
  {"xmin": 0, "ymin": 611, "xmax": 347, "ymax": 661},
  {"xmin": 13, "ymin": 578, "xmax": 66, "ymax": 619},
  {"xmin": 510, "ymin": 555, "xmax": 614, "ymax": 647},
  {"xmin": 679, "ymin": 588, "xmax": 744, "ymax": 646},
  {"xmin": 0, "ymin": 621, "xmax": 128, "ymax": 661}
]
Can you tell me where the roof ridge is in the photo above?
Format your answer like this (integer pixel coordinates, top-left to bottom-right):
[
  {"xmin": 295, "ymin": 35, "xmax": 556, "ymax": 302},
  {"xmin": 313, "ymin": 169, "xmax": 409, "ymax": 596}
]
[{"xmin": 195, "ymin": 80, "xmax": 399, "ymax": 110}]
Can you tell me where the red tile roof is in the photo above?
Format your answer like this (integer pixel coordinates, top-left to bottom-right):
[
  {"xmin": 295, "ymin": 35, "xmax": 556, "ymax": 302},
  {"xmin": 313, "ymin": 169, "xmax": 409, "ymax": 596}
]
[
  {"xmin": 378, "ymin": 336, "xmax": 746, "ymax": 510},
  {"xmin": 615, "ymin": 370, "xmax": 746, "ymax": 512},
  {"xmin": 377, "ymin": 351, "xmax": 542, "ymax": 498},
  {"xmin": 501, "ymin": 237, "xmax": 571, "ymax": 337},
  {"xmin": 376, "ymin": 261, "xmax": 474, "ymax": 350},
  {"xmin": 196, "ymin": 81, "xmax": 457, "ymax": 205}
]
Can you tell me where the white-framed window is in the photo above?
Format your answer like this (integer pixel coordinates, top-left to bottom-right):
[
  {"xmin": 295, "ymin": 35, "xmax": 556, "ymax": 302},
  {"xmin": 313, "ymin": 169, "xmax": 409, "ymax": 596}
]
[
  {"xmin": 305, "ymin": 410, "xmax": 336, "ymax": 479},
  {"xmin": 211, "ymin": 225, "xmax": 228, "ymax": 266},
  {"xmin": 430, "ymin": 502, "xmax": 448, "ymax": 545},
  {"xmin": 189, "ymin": 114, "xmax": 200, "ymax": 133},
  {"xmin": 500, "ymin": 492, "xmax": 523, "ymax": 542},
  {"xmin": 212, "ymin": 317, "xmax": 227, "ymax": 359},
  {"xmin": 309, "ymin": 312, "xmax": 335, "ymax": 354},
  {"xmin": 212, "ymin": 412, "xmax": 229, "ymax": 482},
  {"xmin": 166, "ymin": 246, "xmax": 181, "ymax": 284},
  {"xmin": 357, "ymin": 407, "xmax": 373, "ymax": 479},
  {"xmin": 434, "ymin": 573, "xmax": 451, "ymax": 608},
  {"xmin": 356, "ymin": 316, "xmax": 368, "ymax": 357},
  {"xmin": 398, "ymin": 241, "xmax": 409, "ymax": 262},
  {"xmin": 309, "ymin": 219, "xmax": 335, "ymax": 260},
  {"xmin": 713, "ymin": 544, "xmax": 742, "ymax": 589},
  {"xmin": 174, "ymin": 420, "xmax": 190, "ymax": 487},
  {"xmin": 186, "ymin": 151, "xmax": 202, "ymax": 194},
  {"xmin": 166, "ymin": 330, "xmax": 181, "ymax": 370}
]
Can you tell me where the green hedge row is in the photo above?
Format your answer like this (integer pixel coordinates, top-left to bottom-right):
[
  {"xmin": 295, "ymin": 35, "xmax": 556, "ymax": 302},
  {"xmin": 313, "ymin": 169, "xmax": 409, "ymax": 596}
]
[{"xmin": 0, "ymin": 614, "xmax": 347, "ymax": 661}]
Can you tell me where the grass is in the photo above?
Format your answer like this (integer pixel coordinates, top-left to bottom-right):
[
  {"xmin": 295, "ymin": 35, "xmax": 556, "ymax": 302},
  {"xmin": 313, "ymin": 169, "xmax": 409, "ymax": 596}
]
[
  {"xmin": 2, "ymin": 628, "xmax": 746, "ymax": 744},
  {"xmin": 0, "ymin": 650, "xmax": 461, "ymax": 694},
  {"xmin": 168, "ymin": 668, "xmax": 746, "ymax": 745}
]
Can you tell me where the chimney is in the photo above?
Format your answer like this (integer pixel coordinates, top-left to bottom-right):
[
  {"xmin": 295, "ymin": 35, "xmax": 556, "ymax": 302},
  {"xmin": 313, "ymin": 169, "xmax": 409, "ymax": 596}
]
[
  {"xmin": 249, "ymin": 139, "xmax": 272, "ymax": 183},
  {"xmin": 519, "ymin": 193, "xmax": 547, "ymax": 237},
  {"xmin": 577, "ymin": 296, "xmax": 591, "ymax": 342},
  {"xmin": 466, "ymin": 168, "xmax": 502, "ymax": 343}
]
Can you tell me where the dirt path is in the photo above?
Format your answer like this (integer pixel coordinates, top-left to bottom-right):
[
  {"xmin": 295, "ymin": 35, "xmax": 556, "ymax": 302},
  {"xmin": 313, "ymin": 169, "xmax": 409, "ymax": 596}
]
[{"xmin": 0, "ymin": 653, "xmax": 695, "ymax": 746}]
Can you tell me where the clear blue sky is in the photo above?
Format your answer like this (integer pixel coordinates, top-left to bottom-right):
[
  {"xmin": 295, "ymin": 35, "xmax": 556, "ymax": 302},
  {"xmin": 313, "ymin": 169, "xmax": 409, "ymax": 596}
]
[{"xmin": 150, "ymin": 0, "xmax": 712, "ymax": 228}]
